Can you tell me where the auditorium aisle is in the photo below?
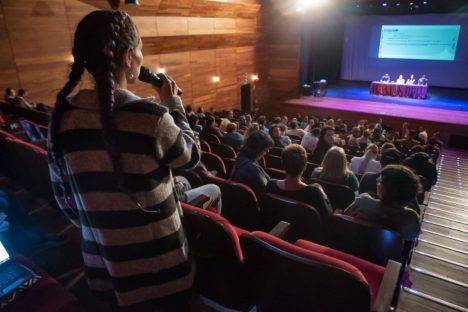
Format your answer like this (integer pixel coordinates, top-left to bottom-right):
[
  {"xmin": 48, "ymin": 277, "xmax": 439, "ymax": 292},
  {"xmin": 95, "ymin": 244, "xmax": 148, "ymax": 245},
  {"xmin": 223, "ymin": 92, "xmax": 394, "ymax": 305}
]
[{"xmin": 397, "ymin": 152, "xmax": 468, "ymax": 312}]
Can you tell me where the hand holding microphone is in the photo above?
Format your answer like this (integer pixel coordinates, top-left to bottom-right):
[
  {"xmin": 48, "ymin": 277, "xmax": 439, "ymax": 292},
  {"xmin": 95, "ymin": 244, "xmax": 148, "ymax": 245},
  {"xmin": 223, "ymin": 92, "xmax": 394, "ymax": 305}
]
[{"xmin": 138, "ymin": 66, "xmax": 183, "ymax": 100}]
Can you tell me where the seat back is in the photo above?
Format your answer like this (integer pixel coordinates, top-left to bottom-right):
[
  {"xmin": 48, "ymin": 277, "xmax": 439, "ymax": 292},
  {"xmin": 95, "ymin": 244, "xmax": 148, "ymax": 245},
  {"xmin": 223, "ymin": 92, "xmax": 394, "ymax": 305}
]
[
  {"xmin": 210, "ymin": 142, "xmax": 237, "ymax": 159},
  {"xmin": 264, "ymin": 167, "xmax": 286, "ymax": 180},
  {"xmin": 223, "ymin": 158, "xmax": 236, "ymax": 177},
  {"xmin": 240, "ymin": 231, "xmax": 371, "ymax": 312},
  {"xmin": 264, "ymin": 154, "xmax": 282, "ymax": 170},
  {"xmin": 204, "ymin": 175, "xmax": 259, "ymax": 231},
  {"xmin": 203, "ymin": 133, "xmax": 221, "ymax": 144},
  {"xmin": 199, "ymin": 139, "xmax": 211, "ymax": 153},
  {"xmin": 303, "ymin": 162, "xmax": 319, "ymax": 179},
  {"xmin": 259, "ymin": 193, "xmax": 321, "ymax": 242},
  {"xmin": 181, "ymin": 203, "xmax": 253, "ymax": 310},
  {"xmin": 201, "ymin": 152, "xmax": 227, "ymax": 178},
  {"xmin": 307, "ymin": 178, "xmax": 355, "ymax": 211},
  {"xmin": 324, "ymin": 215, "xmax": 403, "ymax": 266},
  {"xmin": 268, "ymin": 147, "xmax": 283, "ymax": 157}
]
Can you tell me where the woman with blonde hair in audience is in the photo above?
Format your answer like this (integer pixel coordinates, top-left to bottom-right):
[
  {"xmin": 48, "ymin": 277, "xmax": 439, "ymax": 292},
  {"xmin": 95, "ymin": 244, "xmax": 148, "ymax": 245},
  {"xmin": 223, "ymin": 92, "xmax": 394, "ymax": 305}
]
[
  {"xmin": 350, "ymin": 144, "xmax": 381, "ymax": 175},
  {"xmin": 311, "ymin": 146, "xmax": 359, "ymax": 191}
]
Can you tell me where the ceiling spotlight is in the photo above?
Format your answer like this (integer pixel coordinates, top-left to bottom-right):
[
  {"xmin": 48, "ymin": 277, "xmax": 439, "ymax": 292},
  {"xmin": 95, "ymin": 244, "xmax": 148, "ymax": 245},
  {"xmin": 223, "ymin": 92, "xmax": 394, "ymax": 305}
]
[
  {"xmin": 422, "ymin": 1, "xmax": 428, "ymax": 4},
  {"xmin": 382, "ymin": 2, "xmax": 388, "ymax": 7},
  {"xmin": 396, "ymin": 2, "xmax": 401, "ymax": 6},
  {"xmin": 125, "ymin": 0, "xmax": 139, "ymax": 5}
]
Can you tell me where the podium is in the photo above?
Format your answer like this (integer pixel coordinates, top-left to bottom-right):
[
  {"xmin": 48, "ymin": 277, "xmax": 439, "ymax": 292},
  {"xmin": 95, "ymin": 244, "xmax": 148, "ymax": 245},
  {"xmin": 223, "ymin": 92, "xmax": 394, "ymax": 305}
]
[{"xmin": 312, "ymin": 80, "xmax": 327, "ymax": 97}]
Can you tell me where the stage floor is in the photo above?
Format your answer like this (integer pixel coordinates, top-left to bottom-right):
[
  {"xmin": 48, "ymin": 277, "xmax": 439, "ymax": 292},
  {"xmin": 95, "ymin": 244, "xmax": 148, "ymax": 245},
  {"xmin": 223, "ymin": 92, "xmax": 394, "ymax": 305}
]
[{"xmin": 284, "ymin": 96, "xmax": 468, "ymax": 126}]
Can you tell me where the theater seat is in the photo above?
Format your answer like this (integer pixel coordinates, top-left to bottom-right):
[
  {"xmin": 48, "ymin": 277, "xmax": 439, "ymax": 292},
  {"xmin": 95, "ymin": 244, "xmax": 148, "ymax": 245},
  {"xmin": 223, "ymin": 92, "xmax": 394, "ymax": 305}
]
[
  {"xmin": 209, "ymin": 142, "xmax": 237, "ymax": 159},
  {"xmin": 204, "ymin": 175, "xmax": 259, "ymax": 230},
  {"xmin": 201, "ymin": 152, "xmax": 227, "ymax": 178},
  {"xmin": 181, "ymin": 203, "xmax": 254, "ymax": 310},
  {"xmin": 307, "ymin": 178, "xmax": 355, "ymax": 211},
  {"xmin": 259, "ymin": 193, "xmax": 321, "ymax": 242},
  {"xmin": 241, "ymin": 231, "xmax": 400, "ymax": 312},
  {"xmin": 323, "ymin": 215, "xmax": 404, "ymax": 266}
]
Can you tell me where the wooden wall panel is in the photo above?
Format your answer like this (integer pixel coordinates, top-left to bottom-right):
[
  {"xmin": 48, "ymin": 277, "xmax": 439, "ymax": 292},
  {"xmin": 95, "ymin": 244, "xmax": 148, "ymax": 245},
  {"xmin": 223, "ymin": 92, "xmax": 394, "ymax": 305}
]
[
  {"xmin": 0, "ymin": 0, "xmax": 263, "ymax": 112},
  {"xmin": 16, "ymin": 61, "xmax": 70, "ymax": 104},
  {"xmin": 2, "ymin": 0, "xmax": 72, "ymax": 66}
]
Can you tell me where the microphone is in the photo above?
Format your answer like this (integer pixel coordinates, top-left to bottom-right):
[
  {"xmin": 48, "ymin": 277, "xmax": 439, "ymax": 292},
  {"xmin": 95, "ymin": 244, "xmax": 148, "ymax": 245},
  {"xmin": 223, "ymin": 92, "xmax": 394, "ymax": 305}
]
[{"xmin": 138, "ymin": 66, "xmax": 182, "ymax": 96}]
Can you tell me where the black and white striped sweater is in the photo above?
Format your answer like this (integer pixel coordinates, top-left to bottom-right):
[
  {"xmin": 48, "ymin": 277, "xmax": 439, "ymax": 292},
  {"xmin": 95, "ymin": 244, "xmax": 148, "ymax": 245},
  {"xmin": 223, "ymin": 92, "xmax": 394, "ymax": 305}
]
[{"xmin": 48, "ymin": 89, "xmax": 200, "ymax": 308}]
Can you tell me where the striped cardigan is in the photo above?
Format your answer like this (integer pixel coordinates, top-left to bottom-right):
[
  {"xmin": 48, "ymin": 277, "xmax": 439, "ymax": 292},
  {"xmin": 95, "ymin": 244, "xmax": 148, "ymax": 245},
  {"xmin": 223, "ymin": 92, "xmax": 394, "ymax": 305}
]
[{"xmin": 48, "ymin": 89, "xmax": 200, "ymax": 308}]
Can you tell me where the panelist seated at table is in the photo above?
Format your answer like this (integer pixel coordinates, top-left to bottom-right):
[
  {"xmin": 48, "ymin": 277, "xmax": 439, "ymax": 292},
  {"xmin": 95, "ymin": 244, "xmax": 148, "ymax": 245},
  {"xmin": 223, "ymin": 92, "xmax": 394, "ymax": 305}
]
[
  {"xmin": 406, "ymin": 74, "xmax": 416, "ymax": 85},
  {"xmin": 396, "ymin": 74, "xmax": 405, "ymax": 84},
  {"xmin": 418, "ymin": 75, "xmax": 428, "ymax": 86},
  {"xmin": 380, "ymin": 73, "xmax": 390, "ymax": 82}
]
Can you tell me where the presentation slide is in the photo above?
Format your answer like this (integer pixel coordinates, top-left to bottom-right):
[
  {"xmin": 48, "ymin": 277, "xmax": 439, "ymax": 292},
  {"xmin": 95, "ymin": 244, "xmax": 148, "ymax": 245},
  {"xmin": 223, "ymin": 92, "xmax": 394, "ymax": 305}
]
[
  {"xmin": 378, "ymin": 25, "xmax": 461, "ymax": 61},
  {"xmin": 341, "ymin": 14, "xmax": 468, "ymax": 88}
]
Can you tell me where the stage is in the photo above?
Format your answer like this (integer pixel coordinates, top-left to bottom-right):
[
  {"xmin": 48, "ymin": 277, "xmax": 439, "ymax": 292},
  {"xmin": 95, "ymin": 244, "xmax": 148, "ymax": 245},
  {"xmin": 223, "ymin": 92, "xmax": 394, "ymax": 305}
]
[{"xmin": 281, "ymin": 81, "xmax": 468, "ymax": 148}]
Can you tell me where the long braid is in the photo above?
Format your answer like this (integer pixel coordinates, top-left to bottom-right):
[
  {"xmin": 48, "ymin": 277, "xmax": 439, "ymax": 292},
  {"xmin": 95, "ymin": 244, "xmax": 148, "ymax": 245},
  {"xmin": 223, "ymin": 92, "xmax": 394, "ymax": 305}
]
[
  {"xmin": 97, "ymin": 11, "xmax": 132, "ymax": 193},
  {"xmin": 49, "ymin": 58, "xmax": 85, "ymax": 195}
]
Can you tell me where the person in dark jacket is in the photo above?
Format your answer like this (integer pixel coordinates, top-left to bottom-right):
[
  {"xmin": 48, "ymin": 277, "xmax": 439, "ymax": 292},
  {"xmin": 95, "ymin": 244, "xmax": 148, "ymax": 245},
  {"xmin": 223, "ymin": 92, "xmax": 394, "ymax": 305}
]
[
  {"xmin": 230, "ymin": 130, "xmax": 273, "ymax": 196},
  {"xmin": 403, "ymin": 152, "xmax": 438, "ymax": 187},
  {"xmin": 312, "ymin": 126, "xmax": 335, "ymax": 164}
]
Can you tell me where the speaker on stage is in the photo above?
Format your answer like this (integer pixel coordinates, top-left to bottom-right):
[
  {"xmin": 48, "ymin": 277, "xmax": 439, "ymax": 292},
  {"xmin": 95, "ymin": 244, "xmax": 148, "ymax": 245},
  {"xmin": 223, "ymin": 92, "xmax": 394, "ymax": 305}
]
[{"xmin": 241, "ymin": 84, "xmax": 251, "ymax": 113}]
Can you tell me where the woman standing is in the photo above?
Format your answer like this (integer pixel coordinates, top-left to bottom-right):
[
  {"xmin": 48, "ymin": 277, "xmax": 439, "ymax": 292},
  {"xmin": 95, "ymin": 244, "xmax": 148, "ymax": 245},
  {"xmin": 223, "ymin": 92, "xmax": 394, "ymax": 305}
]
[{"xmin": 48, "ymin": 11, "xmax": 199, "ymax": 310}]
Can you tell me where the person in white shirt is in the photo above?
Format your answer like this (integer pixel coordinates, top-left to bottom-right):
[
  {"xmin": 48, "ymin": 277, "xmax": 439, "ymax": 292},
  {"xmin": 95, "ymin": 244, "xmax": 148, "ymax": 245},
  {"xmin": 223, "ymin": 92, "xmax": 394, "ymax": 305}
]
[
  {"xmin": 350, "ymin": 144, "xmax": 381, "ymax": 175},
  {"xmin": 301, "ymin": 127, "xmax": 320, "ymax": 154},
  {"xmin": 396, "ymin": 75, "xmax": 405, "ymax": 84}
]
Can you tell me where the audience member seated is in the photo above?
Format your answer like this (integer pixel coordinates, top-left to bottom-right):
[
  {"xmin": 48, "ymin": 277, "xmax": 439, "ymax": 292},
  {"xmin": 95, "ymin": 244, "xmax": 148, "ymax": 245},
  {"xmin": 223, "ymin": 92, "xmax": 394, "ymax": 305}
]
[
  {"xmin": 270, "ymin": 124, "xmax": 291, "ymax": 148},
  {"xmin": 311, "ymin": 146, "xmax": 359, "ymax": 192},
  {"xmin": 278, "ymin": 123, "xmax": 292, "ymax": 145},
  {"xmin": 286, "ymin": 120, "xmax": 306, "ymax": 138},
  {"xmin": 174, "ymin": 176, "xmax": 222, "ymax": 213},
  {"xmin": 15, "ymin": 89, "xmax": 34, "ymax": 110},
  {"xmin": 245, "ymin": 123, "xmax": 260, "ymax": 139},
  {"xmin": 196, "ymin": 106, "xmax": 205, "ymax": 118},
  {"xmin": 312, "ymin": 126, "xmax": 335, "ymax": 164},
  {"xmin": 347, "ymin": 127, "xmax": 361, "ymax": 147},
  {"xmin": 188, "ymin": 113, "xmax": 203, "ymax": 133},
  {"xmin": 301, "ymin": 127, "xmax": 320, "ymax": 154},
  {"xmin": 380, "ymin": 142, "xmax": 396, "ymax": 155},
  {"xmin": 399, "ymin": 130, "xmax": 420, "ymax": 149},
  {"xmin": 350, "ymin": 144, "xmax": 381, "ymax": 175},
  {"xmin": 417, "ymin": 126, "xmax": 428, "ymax": 144},
  {"xmin": 202, "ymin": 115, "xmax": 223, "ymax": 140},
  {"xmin": 334, "ymin": 128, "xmax": 347, "ymax": 147},
  {"xmin": 230, "ymin": 130, "xmax": 273, "ymax": 196},
  {"xmin": 359, "ymin": 148, "xmax": 402, "ymax": 195},
  {"xmin": 4, "ymin": 88, "xmax": 16, "ymax": 105},
  {"xmin": 357, "ymin": 130, "xmax": 371, "ymax": 147},
  {"xmin": 265, "ymin": 144, "xmax": 332, "ymax": 219},
  {"xmin": 403, "ymin": 152, "xmax": 438, "ymax": 187},
  {"xmin": 406, "ymin": 74, "xmax": 416, "ymax": 84},
  {"xmin": 223, "ymin": 122, "xmax": 244, "ymax": 151},
  {"xmin": 345, "ymin": 165, "xmax": 421, "ymax": 241}
]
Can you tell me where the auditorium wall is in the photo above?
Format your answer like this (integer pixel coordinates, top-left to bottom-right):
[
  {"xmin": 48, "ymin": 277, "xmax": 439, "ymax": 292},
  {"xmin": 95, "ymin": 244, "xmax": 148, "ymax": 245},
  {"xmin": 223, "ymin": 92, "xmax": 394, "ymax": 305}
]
[{"xmin": 0, "ymin": 0, "xmax": 267, "ymax": 111}]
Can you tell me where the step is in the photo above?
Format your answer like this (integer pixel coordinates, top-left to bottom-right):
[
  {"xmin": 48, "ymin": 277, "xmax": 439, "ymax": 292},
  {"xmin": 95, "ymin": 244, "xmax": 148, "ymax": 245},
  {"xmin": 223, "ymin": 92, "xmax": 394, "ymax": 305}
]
[
  {"xmin": 397, "ymin": 287, "xmax": 466, "ymax": 312},
  {"xmin": 423, "ymin": 216, "xmax": 468, "ymax": 233},
  {"xmin": 408, "ymin": 267, "xmax": 468, "ymax": 308},
  {"xmin": 429, "ymin": 193, "xmax": 468, "ymax": 206},
  {"xmin": 431, "ymin": 187, "xmax": 468, "ymax": 198},
  {"xmin": 428, "ymin": 202, "xmax": 468, "ymax": 214},
  {"xmin": 416, "ymin": 240, "xmax": 468, "ymax": 266},
  {"xmin": 419, "ymin": 230, "xmax": 468, "ymax": 251},
  {"xmin": 424, "ymin": 212, "xmax": 468, "ymax": 227},
  {"xmin": 425, "ymin": 207, "xmax": 468, "ymax": 223},
  {"xmin": 411, "ymin": 252, "xmax": 468, "ymax": 285},
  {"xmin": 422, "ymin": 223, "xmax": 468, "ymax": 242}
]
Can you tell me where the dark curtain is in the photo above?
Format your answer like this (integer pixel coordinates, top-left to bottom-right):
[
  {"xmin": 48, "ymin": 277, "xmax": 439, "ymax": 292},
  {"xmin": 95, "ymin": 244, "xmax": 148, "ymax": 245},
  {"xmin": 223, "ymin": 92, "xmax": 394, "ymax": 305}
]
[{"xmin": 300, "ymin": 10, "xmax": 344, "ymax": 86}]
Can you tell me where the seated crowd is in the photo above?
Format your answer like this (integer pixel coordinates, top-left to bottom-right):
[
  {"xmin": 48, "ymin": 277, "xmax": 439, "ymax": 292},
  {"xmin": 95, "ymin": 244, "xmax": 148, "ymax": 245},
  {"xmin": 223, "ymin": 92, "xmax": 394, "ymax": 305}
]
[{"xmin": 0, "ymin": 96, "xmax": 442, "ymax": 309}]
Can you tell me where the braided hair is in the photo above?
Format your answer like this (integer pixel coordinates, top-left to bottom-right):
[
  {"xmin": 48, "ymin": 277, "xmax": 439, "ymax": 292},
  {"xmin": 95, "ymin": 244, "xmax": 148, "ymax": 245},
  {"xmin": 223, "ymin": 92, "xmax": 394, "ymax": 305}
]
[{"xmin": 49, "ymin": 10, "xmax": 139, "ymax": 199}]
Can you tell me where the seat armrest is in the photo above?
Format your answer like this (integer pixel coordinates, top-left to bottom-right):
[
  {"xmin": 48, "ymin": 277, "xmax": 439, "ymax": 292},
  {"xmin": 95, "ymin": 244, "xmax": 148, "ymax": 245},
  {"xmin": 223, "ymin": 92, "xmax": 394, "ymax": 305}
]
[
  {"xmin": 372, "ymin": 260, "xmax": 401, "ymax": 312},
  {"xmin": 269, "ymin": 221, "xmax": 290, "ymax": 238},
  {"xmin": 187, "ymin": 194, "xmax": 211, "ymax": 208}
]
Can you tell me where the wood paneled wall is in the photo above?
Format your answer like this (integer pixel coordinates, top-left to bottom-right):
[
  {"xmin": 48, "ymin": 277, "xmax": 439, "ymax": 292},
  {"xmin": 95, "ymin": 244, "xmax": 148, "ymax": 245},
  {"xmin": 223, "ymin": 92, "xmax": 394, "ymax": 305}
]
[{"xmin": 0, "ymin": 0, "xmax": 265, "ymax": 111}]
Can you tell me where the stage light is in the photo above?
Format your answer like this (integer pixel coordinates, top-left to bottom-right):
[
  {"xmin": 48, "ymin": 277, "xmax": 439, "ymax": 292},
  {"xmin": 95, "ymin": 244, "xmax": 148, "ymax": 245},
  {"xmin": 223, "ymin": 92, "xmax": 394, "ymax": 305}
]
[
  {"xmin": 212, "ymin": 76, "xmax": 220, "ymax": 83},
  {"xmin": 422, "ymin": 1, "xmax": 428, "ymax": 4},
  {"xmin": 296, "ymin": 0, "xmax": 328, "ymax": 11},
  {"xmin": 396, "ymin": 2, "xmax": 401, "ymax": 6},
  {"xmin": 382, "ymin": 2, "xmax": 388, "ymax": 7},
  {"xmin": 124, "ymin": 0, "xmax": 139, "ymax": 6},
  {"xmin": 251, "ymin": 74, "xmax": 259, "ymax": 81}
]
